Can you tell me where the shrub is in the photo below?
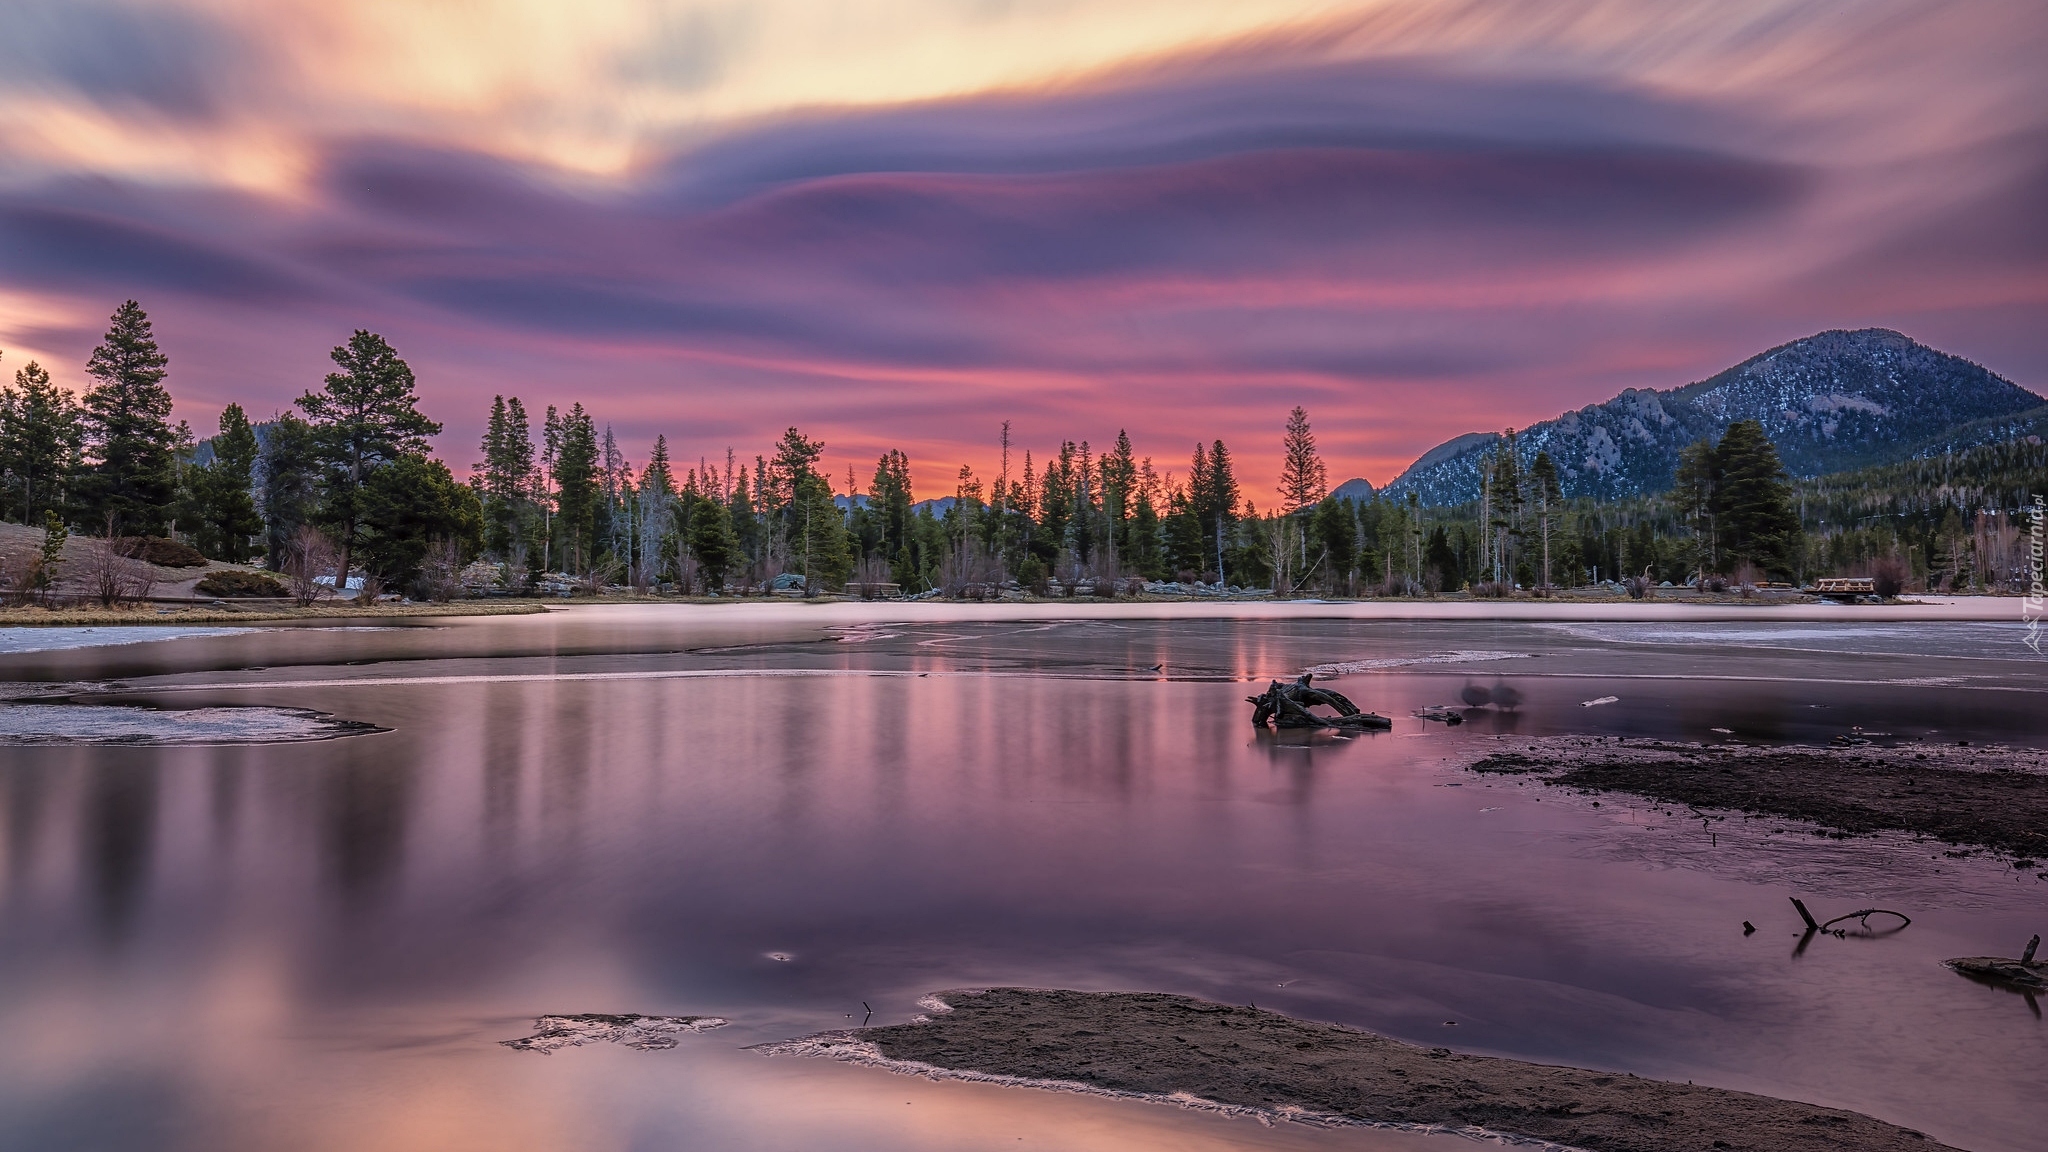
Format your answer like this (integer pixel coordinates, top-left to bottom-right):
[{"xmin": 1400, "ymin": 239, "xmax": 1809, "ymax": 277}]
[
  {"xmin": 86, "ymin": 543, "xmax": 156, "ymax": 606},
  {"xmin": 120, "ymin": 536, "xmax": 208, "ymax": 568},
  {"xmin": 195, "ymin": 570, "xmax": 288, "ymax": 598},
  {"xmin": 1871, "ymin": 555, "xmax": 1908, "ymax": 600},
  {"xmin": 1623, "ymin": 575, "xmax": 1651, "ymax": 600}
]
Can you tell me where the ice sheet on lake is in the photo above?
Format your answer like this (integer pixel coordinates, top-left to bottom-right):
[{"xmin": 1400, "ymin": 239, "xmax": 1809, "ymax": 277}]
[
  {"xmin": 502, "ymin": 1013, "xmax": 728, "ymax": 1054},
  {"xmin": 0, "ymin": 703, "xmax": 379, "ymax": 745},
  {"xmin": 1542, "ymin": 621, "xmax": 2031, "ymax": 661},
  {"xmin": 0, "ymin": 626, "xmax": 261, "ymax": 654},
  {"xmin": 1306, "ymin": 651, "xmax": 1531, "ymax": 677}
]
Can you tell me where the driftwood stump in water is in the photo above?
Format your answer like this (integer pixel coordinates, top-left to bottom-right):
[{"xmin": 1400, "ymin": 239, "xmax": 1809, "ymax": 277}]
[{"xmin": 1248, "ymin": 673, "xmax": 1392, "ymax": 731}]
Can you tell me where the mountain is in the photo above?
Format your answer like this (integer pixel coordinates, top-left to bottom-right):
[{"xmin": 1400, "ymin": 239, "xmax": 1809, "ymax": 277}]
[
  {"xmin": 1330, "ymin": 477, "xmax": 1376, "ymax": 502},
  {"xmin": 1381, "ymin": 329, "xmax": 2043, "ymax": 505}
]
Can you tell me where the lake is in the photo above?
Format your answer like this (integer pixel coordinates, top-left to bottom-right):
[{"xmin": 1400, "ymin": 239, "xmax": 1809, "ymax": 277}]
[{"xmin": 1, "ymin": 605, "xmax": 2043, "ymax": 1152}]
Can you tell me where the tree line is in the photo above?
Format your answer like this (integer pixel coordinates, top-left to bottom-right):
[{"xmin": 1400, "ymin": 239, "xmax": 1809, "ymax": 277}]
[
  {"xmin": 1, "ymin": 302, "xmax": 476, "ymax": 598},
  {"xmin": 4, "ymin": 301, "xmax": 2024, "ymax": 600}
]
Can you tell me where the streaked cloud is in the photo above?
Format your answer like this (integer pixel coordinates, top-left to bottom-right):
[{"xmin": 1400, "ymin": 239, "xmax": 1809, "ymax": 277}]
[{"xmin": 0, "ymin": 0, "xmax": 2040, "ymax": 488}]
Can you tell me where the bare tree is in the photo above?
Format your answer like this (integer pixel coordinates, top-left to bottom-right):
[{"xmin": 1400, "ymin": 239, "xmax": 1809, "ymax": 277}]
[
  {"xmin": 851, "ymin": 554, "xmax": 891, "ymax": 599},
  {"xmin": 283, "ymin": 525, "xmax": 338, "ymax": 606},
  {"xmin": 415, "ymin": 539, "xmax": 464, "ymax": 602},
  {"xmin": 940, "ymin": 537, "xmax": 1005, "ymax": 599},
  {"xmin": 84, "ymin": 540, "xmax": 155, "ymax": 606}
]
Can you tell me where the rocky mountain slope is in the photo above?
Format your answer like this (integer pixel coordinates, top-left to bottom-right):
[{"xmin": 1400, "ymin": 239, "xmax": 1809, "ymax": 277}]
[{"xmin": 1381, "ymin": 329, "xmax": 2043, "ymax": 505}]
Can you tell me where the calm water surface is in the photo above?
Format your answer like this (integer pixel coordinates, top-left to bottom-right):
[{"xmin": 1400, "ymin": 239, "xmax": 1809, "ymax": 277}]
[{"xmin": 1, "ymin": 606, "xmax": 2044, "ymax": 1152}]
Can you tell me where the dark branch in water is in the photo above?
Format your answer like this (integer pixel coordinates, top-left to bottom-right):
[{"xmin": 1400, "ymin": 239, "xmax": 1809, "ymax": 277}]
[{"xmin": 1248, "ymin": 673, "xmax": 1391, "ymax": 730}]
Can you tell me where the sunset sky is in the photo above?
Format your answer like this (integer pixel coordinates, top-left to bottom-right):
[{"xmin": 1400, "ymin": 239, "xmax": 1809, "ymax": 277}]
[{"xmin": 1, "ymin": 0, "xmax": 2042, "ymax": 496}]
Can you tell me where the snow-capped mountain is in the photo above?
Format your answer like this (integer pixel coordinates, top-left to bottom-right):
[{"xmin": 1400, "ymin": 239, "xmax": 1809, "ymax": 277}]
[{"xmin": 1381, "ymin": 329, "xmax": 2044, "ymax": 504}]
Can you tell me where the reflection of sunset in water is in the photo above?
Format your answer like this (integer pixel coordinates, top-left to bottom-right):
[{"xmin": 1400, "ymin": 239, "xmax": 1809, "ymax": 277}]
[{"xmin": 0, "ymin": 609, "xmax": 2043, "ymax": 1149}]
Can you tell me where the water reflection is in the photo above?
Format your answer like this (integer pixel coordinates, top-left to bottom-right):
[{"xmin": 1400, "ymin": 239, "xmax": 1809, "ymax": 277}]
[
  {"xmin": 321, "ymin": 753, "xmax": 412, "ymax": 910},
  {"xmin": 0, "ymin": 614, "xmax": 2042, "ymax": 1152},
  {"xmin": 85, "ymin": 764, "xmax": 155, "ymax": 945}
]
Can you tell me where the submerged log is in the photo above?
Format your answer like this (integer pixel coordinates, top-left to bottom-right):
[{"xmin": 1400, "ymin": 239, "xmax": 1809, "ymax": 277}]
[
  {"xmin": 1947, "ymin": 934, "xmax": 2046, "ymax": 990},
  {"xmin": 1247, "ymin": 673, "xmax": 1393, "ymax": 731}
]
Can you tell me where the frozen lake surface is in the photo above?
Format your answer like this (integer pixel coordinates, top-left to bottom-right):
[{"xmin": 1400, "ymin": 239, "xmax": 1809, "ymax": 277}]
[{"xmin": 0, "ymin": 604, "xmax": 2042, "ymax": 1152}]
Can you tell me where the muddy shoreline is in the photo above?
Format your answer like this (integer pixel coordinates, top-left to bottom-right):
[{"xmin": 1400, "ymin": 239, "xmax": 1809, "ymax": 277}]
[
  {"xmin": 1466, "ymin": 737, "xmax": 2048, "ymax": 862},
  {"xmin": 768, "ymin": 988, "xmax": 1954, "ymax": 1152}
]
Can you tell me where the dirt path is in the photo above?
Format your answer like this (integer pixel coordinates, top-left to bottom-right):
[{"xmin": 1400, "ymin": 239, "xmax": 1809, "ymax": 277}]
[
  {"xmin": 1467, "ymin": 737, "xmax": 2048, "ymax": 862},
  {"xmin": 773, "ymin": 988, "xmax": 1957, "ymax": 1152}
]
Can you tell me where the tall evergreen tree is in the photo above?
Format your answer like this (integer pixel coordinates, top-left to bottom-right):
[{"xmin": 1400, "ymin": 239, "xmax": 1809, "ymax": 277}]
[
  {"xmin": 551, "ymin": 404, "xmax": 600, "ymax": 572},
  {"xmin": 1713, "ymin": 419, "xmax": 1801, "ymax": 578},
  {"xmin": 298, "ymin": 330, "xmax": 441, "ymax": 585},
  {"xmin": 1196, "ymin": 439, "xmax": 1240, "ymax": 580},
  {"xmin": 687, "ymin": 490, "xmax": 739, "ymax": 590},
  {"xmin": 1480, "ymin": 430, "xmax": 1524, "ymax": 581},
  {"xmin": 1671, "ymin": 437, "xmax": 1721, "ymax": 577},
  {"xmin": 643, "ymin": 435, "xmax": 675, "ymax": 496},
  {"xmin": 768, "ymin": 427, "xmax": 849, "ymax": 591},
  {"xmin": 1529, "ymin": 450, "xmax": 1561, "ymax": 588},
  {"xmin": 475, "ymin": 395, "xmax": 536, "ymax": 557},
  {"xmin": 869, "ymin": 449, "xmax": 913, "ymax": 559},
  {"xmin": 0, "ymin": 357, "xmax": 84, "ymax": 524},
  {"xmin": 1277, "ymin": 406, "xmax": 1328, "ymax": 511},
  {"xmin": 1101, "ymin": 430, "xmax": 1138, "ymax": 566},
  {"xmin": 80, "ymin": 301, "xmax": 177, "ymax": 534},
  {"xmin": 260, "ymin": 412, "xmax": 320, "ymax": 565},
  {"xmin": 186, "ymin": 402, "xmax": 262, "ymax": 561}
]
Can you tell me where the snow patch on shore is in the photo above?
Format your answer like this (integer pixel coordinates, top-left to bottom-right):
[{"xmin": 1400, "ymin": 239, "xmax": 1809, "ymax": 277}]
[
  {"xmin": 0, "ymin": 626, "xmax": 261, "ymax": 654},
  {"xmin": 1307, "ymin": 651, "xmax": 1532, "ymax": 677}
]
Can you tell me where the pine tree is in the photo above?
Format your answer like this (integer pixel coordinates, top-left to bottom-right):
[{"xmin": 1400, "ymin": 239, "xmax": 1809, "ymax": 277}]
[
  {"xmin": 476, "ymin": 395, "xmax": 533, "ymax": 557},
  {"xmin": 188, "ymin": 402, "xmax": 262, "ymax": 561},
  {"xmin": 298, "ymin": 330, "xmax": 441, "ymax": 586},
  {"xmin": 869, "ymin": 449, "xmax": 913, "ymax": 559},
  {"xmin": 687, "ymin": 491, "xmax": 739, "ymax": 590},
  {"xmin": 478, "ymin": 396, "xmax": 507, "ymax": 488},
  {"xmin": 37, "ymin": 510, "xmax": 67, "ymax": 595},
  {"xmin": 551, "ymin": 404, "xmax": 599, "ymax": 573},
  {"xmin": 1529, "ymin": 451, "xmax": 1561, "ymax": 588},
  {"xmin": 1673, "ymin": 437, "xmax": 1720, "ymax": 577},
  {"xmin": 1163, "ymin": 488, "xmax": 1206, "ymax": 578},
  {"xmin": 768, "ymin": 428, "xmax": 849, "ymax": 592},
  {"xmin": 1198, "ymin": 439, "xmax": 1240, "ymax": 581},
  {"xmin": 1277, "ymin": 406, "xmax": 1328, "ymax": 511},
  {"xmin": 0, "ymin": 357, "xmax": 85, "ymax": 524},
  {"xmin": 80, "ymin": 301, "xmax": 177, "ymax": 534},
  {"xmin": 1714, "ymin": 419, "xmax": 1801, "ymax": 579},
  {"xmin": 643, "ymin": 435, "xmax": 675, "ymax": 496},
  {"xmin": 1101, "ymin": 430, "xmax": 1138, "ymax": 567},
  {"xmin": 1482, "ymin": 431, "xmax": 1524, "ymax": 581},
  {"xmin": 260, "ymin": 412, "xmax": 320, "ymax": 566},
  {"xmin": 1129, "ymin": 486, "xmax": 1163, "ymax": 579}
]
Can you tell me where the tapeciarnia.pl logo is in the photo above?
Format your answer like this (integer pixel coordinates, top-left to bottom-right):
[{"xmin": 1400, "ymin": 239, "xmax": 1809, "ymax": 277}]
[{"xmin": 2025, "ymin": 494, "xmax": 2045, "ymax": 655}]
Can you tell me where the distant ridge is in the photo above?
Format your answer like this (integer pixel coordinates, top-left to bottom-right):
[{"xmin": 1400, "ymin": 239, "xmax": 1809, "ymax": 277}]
[
  {"xmin": 1381, "ymin": 329, "xmax": 2043, "ymax": 505},
  {"xmin": 1330, "ymin": 477, "xmax": 1375, "ymax": 502}
]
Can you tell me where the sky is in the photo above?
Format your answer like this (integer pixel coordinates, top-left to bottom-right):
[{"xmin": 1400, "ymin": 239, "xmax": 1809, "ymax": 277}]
[{"xmin": 0, "ymin": 0, "xmax": 2043, "ymax": 497}]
